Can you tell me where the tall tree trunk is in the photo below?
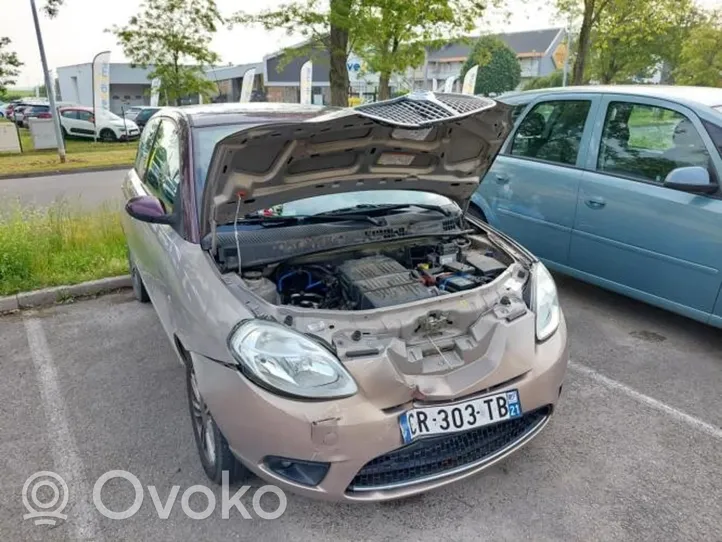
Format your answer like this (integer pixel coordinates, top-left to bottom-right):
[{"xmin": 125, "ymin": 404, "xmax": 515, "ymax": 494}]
[
  {"xmin": 378, "ymin": 72, "xmax": 391, "ymax": 100},
  {"xmin": 173, "ymin": 55, "xmax": 182, "ymax": 106},
  {"xmin": 329, "ymin": 0, "xmax": 350, "ymax": 107},
  {"xmin": 572, "ymin": 7, "xmax": 594, "ymax": 85}
]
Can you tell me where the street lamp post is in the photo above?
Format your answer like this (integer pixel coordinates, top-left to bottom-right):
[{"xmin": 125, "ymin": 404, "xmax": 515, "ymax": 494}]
[{"xmin": 29, "ymin": 0, "xmax": 66, "ymax": 163}]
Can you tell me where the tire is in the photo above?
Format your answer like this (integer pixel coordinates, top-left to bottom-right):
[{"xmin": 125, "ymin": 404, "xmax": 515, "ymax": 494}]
[
  {"xmin": 186, "ymin": 363, "xmax": 250, "ymax": 485},
  {"xmin": 99, "ymin": 128, "xmax": 117, "ymax": 142},
  {"xmin": 127, "ymin": 251, "xmax": 150, "ymax": 303}
]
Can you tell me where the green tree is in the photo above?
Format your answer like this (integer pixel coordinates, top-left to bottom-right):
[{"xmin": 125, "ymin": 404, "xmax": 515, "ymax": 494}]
[
  {"xmin": 675, "ymin": 13, "xmax": 722, "ymax": 87},
  {"xmin": 0, "ymin": 37, "xmax": 22, "ymax": 96},
  {"xmin": 460, "ymin": 35, "xmax": 520, "ymax": 96},
  {"xmin": 236, "ymin": 0, "xmax": 493, "ymax": 105},
  {"xmin": 110, "ymin": 0, "xmax": 222, "ymax": 106},
  {"xmin": 587, "ymin": 0, "xmax": 696, "ymax": 84},
  {"xmin": 43, "ymin": 0, "xmax": 64, "ymax": 16},
  {"xmin": 354, "ymin": 0, "xmax": 491, "ymax": 100},
  {"xmin": 234, "ymin": 0, "xmax": 356, "ymax": 107},
  {"xmin": 522, "ymin": 70, "xmax": 564, "ymax": 90},
  {"xmin": 555, "ymin": 0, "xmax": 608, "ymax": 85}
]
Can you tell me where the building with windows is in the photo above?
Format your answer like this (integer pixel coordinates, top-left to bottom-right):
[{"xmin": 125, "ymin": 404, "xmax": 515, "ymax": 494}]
[
  {"xmin": 262, "ymin": 28, "xmax": 567, "ymax": 103},
  {"xmin": 262, "ymin": 44, "xmax": 404, "ymax": 104},
  {"xmin": 205, "ymin": 62, "xmax": 265, "ymax": 102},
  {"xmin": 55, "ymin": 62, "xmax": 265, "ymax": 114},
  {"xmin": 57, "ymin": 63, "xmax": 154, "ymax": 113},
  {"xmin": 55, "ymin": 27, "xmax": 567, "ymax": 112},
  {"xmin": 414, "ymin": 28, "xmax": 568, "ymax": 92}
]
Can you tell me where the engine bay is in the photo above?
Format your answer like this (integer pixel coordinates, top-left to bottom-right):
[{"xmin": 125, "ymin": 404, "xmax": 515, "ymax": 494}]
[{"xmin": 238, "ymin": 236, "xmax": 512, "ymax": 311}]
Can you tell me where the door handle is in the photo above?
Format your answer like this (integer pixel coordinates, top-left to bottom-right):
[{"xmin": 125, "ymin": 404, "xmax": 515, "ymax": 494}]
[
  {"xmin": 584, "ymin": 198, "xmax": 606, "ymax": 210},
  {"xmin": 495, "ymin": 173, "xmax": 510, "ymax": 184}
]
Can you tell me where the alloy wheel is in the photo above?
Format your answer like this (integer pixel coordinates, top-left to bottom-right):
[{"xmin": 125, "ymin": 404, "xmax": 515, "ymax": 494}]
[{"xmin": 189, "ymin": 369, "xmax": 217, "ymax": 466}]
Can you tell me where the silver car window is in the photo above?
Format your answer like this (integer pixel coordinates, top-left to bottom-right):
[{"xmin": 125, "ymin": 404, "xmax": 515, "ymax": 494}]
[{"xmin": 597, "ymin": 101, "xmax": 710, "ymax": 183}]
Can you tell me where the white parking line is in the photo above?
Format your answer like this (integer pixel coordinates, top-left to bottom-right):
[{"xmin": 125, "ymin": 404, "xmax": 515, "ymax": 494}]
[
  {"xmin": 569, "ymin": 361, "xmax": 722, "ymax": 441},
  {"xmin": 24, "ymin": 318, "xmax": 103, "ymax": 541}
]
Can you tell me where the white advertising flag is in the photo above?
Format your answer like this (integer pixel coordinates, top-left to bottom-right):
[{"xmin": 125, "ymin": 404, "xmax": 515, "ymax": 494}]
[
  {"xmin": 150, "ymin": 78, "xmax": 161, "ymax": 107},
  {"xmin": 92, "ymin": 51, "xmax": 111, "ymax": 115},
  {"xmin": 300, "ymin": 60, "xmax": 313, "ymax": 105},
  {"xmin": 431, "ymin": 78, "xmax": 438, "ymax": 92},
  {"xmin": 443, "ymin": 76, "xmax": 456, "ymax": 93},
  {"xmin": 462, "ymin": 65, "xmax": 479, "ymax": 95},
  {"xmin": 239, "ymin": 68, "xmax": 256, "ymax": 103}
]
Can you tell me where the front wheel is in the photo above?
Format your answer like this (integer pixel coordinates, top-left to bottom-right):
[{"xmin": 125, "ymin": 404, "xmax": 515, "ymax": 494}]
[
  {"xmin": 99, "ymin": 128, "xmax": 117, "ymax": 142},
  {"xmin": 127, "ymin": 251, "xmax": 150, "ymax": 303},
  {"xmin": 186, "ymin": 364, "xmax": 250, "ymax": 485}
]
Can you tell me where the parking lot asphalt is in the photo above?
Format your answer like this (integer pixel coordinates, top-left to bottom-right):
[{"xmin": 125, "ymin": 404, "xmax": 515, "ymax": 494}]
[
  {"xmin": 0, "ymin": 170, "xmax": 124, "ymax": 211},
  {"xmin": 1, "ymin": 276, "xmax": 721, "ymax": 541}
]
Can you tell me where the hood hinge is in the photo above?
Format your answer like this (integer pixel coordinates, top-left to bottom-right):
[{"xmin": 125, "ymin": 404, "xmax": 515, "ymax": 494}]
[{"xmin": 210, "ymin": 217, "xmax": 218, "ymax": 255}]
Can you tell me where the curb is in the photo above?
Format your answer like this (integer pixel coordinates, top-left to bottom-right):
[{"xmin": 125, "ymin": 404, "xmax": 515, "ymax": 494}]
[
  {"xmin": 0, "ymin": 275, "xmax": 132, "ymax": 313},
  {"xmin": 0, "ymin": 164, "xmax": 131, "ymax": 181}
]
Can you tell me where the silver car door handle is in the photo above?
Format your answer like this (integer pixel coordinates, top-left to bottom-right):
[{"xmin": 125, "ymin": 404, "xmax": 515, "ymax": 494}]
[
  {"xmin": 495, "ymin": 173, "xmax": 510, "ymax": 184},
  {"xmin": 584, "ymin": 198, "xmax": 606, "ymax": 209}
]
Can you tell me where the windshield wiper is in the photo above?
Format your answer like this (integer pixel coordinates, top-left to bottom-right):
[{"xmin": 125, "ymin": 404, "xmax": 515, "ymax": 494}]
[
  {"xmin": 238, "ymin": 213, "xmax": 383, "ymax": 227},
  {"xmin": 313, "ymin": 203, "xmax": 455, "ymax": 217}
]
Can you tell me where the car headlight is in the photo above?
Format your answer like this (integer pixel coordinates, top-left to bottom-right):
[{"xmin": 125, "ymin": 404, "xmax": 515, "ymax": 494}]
[
  {"xmin": 532, "ymin": 263, "xmax": 560, "ymax": 341},
  {"xmin": 228, "ymin": 320, "xmax": 358, "ymax": 399}
]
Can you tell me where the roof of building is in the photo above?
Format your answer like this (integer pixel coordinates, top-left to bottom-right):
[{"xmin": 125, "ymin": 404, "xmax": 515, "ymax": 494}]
[
  {"xmin": 427, "ymin": 28, "xmax": 564, "ymax": 61},
  {"xmin": 205, "ymin": 62, "xmax": 264, "ymax": 82}
]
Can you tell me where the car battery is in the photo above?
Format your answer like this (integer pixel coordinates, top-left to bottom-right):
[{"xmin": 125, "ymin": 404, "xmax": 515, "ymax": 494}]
[{"xmin": 439, "ymin": 274, "xmax": 477, "ymax": 292}]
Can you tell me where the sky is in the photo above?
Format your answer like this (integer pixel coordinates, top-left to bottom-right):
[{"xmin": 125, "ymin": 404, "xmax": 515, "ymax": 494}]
[{"xmin": 2, "ymin": 0, "xmax": 720, "ymax": 88}]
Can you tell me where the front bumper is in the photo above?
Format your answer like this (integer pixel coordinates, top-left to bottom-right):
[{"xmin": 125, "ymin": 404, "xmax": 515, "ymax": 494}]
[{"xmin": 192, "ymin": 317, "xmax": 568, "ymax": 502}]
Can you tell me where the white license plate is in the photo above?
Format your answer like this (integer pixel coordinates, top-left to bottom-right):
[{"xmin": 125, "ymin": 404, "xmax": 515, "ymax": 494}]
[{"xmin": 399, "ymin": 389, "xmax": 522, "ymax": 443}]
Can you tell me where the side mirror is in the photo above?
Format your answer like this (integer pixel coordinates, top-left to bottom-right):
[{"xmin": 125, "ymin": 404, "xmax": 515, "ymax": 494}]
[
  {"xmin": 125, "ymin": 195, "xmax": 174, "ymax": 225},
  {"xmin": 663, "ymin": 166, "xmax": 717, "ymax": 194}
]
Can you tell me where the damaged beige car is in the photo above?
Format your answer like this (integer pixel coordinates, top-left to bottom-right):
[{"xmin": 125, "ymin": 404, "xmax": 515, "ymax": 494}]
[{"xmin": 121, "ymin": 92, "xmax": 569, "ymax": 502}]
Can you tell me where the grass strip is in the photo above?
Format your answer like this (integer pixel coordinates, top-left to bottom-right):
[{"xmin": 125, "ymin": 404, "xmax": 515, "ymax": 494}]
[
  {"xmin": 0, "ymin": 124, "xmax": 137, "ymax": 175},
  {"xmin": 0, "ymin": 200, "xmax": 128, "ymax": 296}
]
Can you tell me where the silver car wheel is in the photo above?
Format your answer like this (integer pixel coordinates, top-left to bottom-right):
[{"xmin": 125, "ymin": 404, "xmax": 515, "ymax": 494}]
[{"xmin": 189, "ymin": 370, "xmax": 217, "ymax": 466}]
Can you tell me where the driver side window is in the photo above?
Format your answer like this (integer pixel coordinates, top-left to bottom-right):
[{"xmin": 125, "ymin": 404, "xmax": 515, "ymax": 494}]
[
  {"xmin": 510, "ymin": 100, "xmax": 591, "ymax": 166},
  {"xmin": 144, "ymin": 119, "xmax": 181, "ymax": 213}
]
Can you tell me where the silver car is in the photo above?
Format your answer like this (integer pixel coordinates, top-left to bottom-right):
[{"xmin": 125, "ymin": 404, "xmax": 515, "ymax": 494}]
[{"xmin": 121, "ymin": 93, "xmax": 569, "ymax": 502}]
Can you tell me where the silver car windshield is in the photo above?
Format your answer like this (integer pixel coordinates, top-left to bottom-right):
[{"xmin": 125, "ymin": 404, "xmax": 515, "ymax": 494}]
[{"xmin": 192, "ymin": 125, "xmax": 457, "ymax": 216}]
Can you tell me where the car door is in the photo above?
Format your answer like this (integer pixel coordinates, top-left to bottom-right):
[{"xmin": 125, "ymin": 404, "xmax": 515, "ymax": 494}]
[
  {"xmin": 75, "ymin": 110, "xmax": 97, "ymax": 138},
  {"xmin": 569, "ymin": 95, "xmax": 722, "ymax": 321},
  {"xmin": 122, "ymin": 117, "xmax": 183, "ymax": 336},
  {"xmin": 474, "ymin": 93, "xmax": 599, "ymax": 265},
  {"xmin": 60, "ymin": 109, "xmax": 80, "ymax": 135}
]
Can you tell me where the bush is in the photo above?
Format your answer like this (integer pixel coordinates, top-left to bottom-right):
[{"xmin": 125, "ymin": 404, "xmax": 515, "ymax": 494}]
[
  {"xmin": 461, "ymin": 36, "xmax": 521, "ymax": 96},
  {"xmin": 522, "ymin": 70, "xmax": 565, "ymax": 91},
  {"xmin": 0, "ymin": 201, "xmax": 128, "ymax": 296}
]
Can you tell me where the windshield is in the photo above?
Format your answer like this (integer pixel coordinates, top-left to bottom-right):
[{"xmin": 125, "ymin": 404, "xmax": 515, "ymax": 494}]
[
  {"xmin": 715, "ymin": 106, "xmax": 722, "ymax": 114},
  {"xmin": 192, "ymin": 125, "xmax": 457, "ymax": 219},
  {"xmin": 99, "ymin": 111, "xmax": 123, "ymax": 122}
]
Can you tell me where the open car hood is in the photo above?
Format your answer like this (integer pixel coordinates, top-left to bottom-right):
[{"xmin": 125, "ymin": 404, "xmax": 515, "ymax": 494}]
[{"xmin": 200, "ymin": 92, "xmax": 512, "ymax": 238}]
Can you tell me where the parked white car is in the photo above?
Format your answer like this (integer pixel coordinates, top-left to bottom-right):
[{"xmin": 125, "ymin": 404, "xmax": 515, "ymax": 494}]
[{"xmin": 58, "ymin": 106, "xmax": 140, "ymax": 141}]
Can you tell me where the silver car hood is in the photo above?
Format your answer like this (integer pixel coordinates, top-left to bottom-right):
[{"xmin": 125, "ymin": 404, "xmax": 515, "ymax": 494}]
[{"xmin": 200, "ymin": 92, "xmax": 512, "ymax": 238}]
